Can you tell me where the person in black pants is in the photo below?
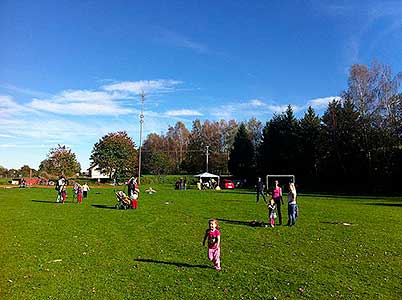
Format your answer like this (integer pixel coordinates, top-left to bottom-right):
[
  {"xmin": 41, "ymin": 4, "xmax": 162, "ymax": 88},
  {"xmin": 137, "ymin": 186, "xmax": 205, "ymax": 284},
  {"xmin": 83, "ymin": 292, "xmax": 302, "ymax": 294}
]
[
  {"xmin": 272, "ymin": 180, "xmax": 284, "ymax": 225},
  {"xmin": 255, "ymin": 177, "xmax": 267, "ymax": 203}
]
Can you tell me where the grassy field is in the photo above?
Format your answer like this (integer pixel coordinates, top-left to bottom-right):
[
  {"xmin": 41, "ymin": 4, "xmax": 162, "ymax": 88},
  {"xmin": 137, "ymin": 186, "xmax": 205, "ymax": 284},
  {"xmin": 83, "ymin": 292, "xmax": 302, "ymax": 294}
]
[{"xmin": 0, "ymin": 185, "xmax": 401, "ymax": 299}]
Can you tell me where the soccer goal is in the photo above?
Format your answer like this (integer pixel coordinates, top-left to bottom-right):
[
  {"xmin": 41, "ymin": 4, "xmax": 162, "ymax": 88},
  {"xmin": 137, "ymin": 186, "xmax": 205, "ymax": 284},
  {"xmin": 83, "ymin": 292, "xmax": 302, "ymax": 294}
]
[{"xmin": 266, "ymin": 174, "xmax": 295, "ymax": 193}]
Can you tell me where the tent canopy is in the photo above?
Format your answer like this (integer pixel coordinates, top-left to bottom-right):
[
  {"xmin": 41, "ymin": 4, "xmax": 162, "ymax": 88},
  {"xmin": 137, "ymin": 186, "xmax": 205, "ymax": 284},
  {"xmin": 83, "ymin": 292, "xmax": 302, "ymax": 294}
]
[{"xmin": 194, "ymin": 172, "xmax": 220, "ymax": 178}]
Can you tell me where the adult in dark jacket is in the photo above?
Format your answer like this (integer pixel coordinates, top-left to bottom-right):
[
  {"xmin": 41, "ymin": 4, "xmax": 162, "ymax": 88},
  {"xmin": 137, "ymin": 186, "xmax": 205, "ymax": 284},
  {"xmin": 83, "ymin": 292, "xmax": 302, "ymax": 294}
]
[{"xmin": 255, "ymin": 177, "xmax": 267, "ymax": 203}]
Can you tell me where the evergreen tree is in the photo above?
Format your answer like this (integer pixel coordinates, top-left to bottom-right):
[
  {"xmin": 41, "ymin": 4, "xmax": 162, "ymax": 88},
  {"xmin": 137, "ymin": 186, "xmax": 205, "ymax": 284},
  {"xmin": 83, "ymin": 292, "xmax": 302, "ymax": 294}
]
[
  {"xmin": 260, "ymin": 105, "xmax": 300, "ymax": 175},
  {"xmin": 299, "ymin": 106, "xmax": 321, "ymax": 186},
  {"xmin": 228, "ymin": 123, "xmax": 255, "ymax": 180},
  {"xmin": 319, "ymin": 99, "xmax": 363, "ymax": 190}
]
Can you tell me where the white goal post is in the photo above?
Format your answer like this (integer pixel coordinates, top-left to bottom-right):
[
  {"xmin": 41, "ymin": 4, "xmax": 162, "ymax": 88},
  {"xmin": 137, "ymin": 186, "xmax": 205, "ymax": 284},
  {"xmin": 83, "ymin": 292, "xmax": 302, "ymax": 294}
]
[{"xmin": 266, "ymin": 174, "xmax": 295, "ymax": 193}]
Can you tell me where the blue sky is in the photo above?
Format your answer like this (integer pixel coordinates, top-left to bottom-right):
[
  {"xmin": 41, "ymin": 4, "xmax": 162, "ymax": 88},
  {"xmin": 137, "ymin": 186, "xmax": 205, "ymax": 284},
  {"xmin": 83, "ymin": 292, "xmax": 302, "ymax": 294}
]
[{"xmin": 1, "ymin": 0, "xmax": 402, "ymax": 170}]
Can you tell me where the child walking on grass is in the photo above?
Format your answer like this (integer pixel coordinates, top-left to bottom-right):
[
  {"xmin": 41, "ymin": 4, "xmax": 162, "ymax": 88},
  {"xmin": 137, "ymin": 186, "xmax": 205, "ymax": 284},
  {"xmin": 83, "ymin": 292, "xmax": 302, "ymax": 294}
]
[
  {"xmin": 61, "ymin": 186, "xmax": 67, "ymax": 203},
  {"xmin": 77, "ymin": 185, "xmax": 83, "ymax": 204},
  {"xmin": 203, "ymin": 219, "xmax": 221, "ymax": 270},
  {"xmin": 268, "ymin": 199, "xmax": 277, "ymax": 227}
]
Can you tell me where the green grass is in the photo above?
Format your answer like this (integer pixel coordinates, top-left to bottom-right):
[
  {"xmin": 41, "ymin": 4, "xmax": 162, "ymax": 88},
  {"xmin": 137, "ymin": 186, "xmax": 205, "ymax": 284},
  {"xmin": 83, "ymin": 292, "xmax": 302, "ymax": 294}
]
[{"xmin": 1, "ymin": 185, "xmax": 401, "ymax": 299}]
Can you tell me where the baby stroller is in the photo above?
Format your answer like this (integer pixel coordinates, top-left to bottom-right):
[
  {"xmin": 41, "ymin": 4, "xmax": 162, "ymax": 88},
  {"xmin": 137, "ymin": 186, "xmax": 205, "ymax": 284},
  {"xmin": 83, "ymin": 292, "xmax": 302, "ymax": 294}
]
[{"xmin": 115, "ymin": 190, "xmax": 132, "ymax": 210}]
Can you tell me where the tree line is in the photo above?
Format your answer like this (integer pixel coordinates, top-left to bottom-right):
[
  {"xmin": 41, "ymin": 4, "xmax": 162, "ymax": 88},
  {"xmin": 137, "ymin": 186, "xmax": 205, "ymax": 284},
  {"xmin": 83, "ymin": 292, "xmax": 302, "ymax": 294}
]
[
  {"xmin": 1, "ymin": 62, "xmax": 400, "ymax": 193},
  {"xmin": 141, "ymin": 62, "xmax": 402, "ymax": 193}
]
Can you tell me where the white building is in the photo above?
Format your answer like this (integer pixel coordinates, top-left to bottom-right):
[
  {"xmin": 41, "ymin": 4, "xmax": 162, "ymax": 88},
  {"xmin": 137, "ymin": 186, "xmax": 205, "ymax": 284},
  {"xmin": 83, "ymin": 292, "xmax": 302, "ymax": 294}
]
[{"xmin": 87, "ymin": 164, "xmax": 112, "ymax": 179}]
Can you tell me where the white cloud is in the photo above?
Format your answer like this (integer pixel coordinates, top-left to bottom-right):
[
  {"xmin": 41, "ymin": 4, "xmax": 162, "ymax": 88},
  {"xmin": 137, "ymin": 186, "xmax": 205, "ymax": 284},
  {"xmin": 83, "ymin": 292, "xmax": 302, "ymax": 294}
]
[
  {"xmin": 249, "ymin": 99, "xmax": 265, "ymax": 107},
  {"xmin": 57, "ymin": 89, "xmax": 129, "ymax": 102},
  {"xmin": 28, "ymin": 88, "xmax": 135, "ymax": 116},
  {"xmin": 0, "ymin": 143, "xmax": 17, "ymax": 148},
  {"xmin": 165, "ymin": 109, "xmax": 203, "ymax": 117},
  {"xmin": 102, "ymin": 79, "xmax": 182, "ymax": 94},
  {"xmin": 30, "ymin": 99, "xmax": 133, "ymax": 115},
  {"xmin": 307, "ymin": 96, "xmax": 341, "ymax": 109},
  {"xmin": 0, "ymin": 95, "xmax": 30, "ymax": 116}
]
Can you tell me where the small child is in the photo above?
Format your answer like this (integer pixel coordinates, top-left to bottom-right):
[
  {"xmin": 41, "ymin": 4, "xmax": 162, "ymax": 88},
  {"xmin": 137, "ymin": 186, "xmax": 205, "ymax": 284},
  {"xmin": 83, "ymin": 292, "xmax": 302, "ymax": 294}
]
[
  {"xmin": 77, "ymin": 186, "xmax": 83, "ymax": 204},
  {"xmin": 130, "ymin": 182, "xmax": 140, "ymax": 209},
  {"xmin": 61, "ymin": 186, "xmax": 67, "ymax": 203},
  {"xmin": 268, "ymin": 199, "xmax": 277, "ymax": 227},
  {"xmin": 202, "ymin": 219, "xmax": 221, "ymax": 270},
  {"xmin": 72, "ymin": 182, "xmax": 79, "ymax": 202}
]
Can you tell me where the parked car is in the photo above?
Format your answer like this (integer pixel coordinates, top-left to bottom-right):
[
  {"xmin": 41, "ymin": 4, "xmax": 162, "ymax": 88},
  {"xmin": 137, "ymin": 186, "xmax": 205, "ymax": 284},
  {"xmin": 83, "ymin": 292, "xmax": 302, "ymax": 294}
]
[{"xmin": 221, "ymin": 179, "xmax": 235, "ymax": 189}]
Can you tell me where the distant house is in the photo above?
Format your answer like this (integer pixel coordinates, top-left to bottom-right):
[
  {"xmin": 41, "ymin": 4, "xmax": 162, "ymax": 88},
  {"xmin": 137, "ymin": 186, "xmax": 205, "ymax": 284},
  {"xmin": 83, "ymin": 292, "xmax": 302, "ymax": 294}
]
[{"xmin": 87, "ymin": 164, "xmax": 112, "ymax": 179}]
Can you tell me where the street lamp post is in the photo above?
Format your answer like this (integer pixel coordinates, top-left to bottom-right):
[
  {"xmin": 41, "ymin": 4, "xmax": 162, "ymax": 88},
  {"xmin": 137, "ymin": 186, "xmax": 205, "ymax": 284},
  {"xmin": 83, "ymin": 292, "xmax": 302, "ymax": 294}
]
[
  {"xmin": 138, "ymin": 91, "xmax": 145, "ymax": 185},
  {"xmin": 206, "ymin": 145, "xmax": 209, "ymax": 173}
]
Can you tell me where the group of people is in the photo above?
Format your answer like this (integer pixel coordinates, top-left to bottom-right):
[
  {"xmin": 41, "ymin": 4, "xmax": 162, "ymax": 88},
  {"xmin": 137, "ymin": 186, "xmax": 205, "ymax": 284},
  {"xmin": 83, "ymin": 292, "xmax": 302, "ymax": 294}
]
[
  {"xmin": 197, "ymin": 178, "xmax": 218, "ymax": 190},
  {"xmin": 202, "ymin": 178, "xmax": 299, "ymax": 271},
  {"xmin": 55, "ymin": 176, "xmax": 90, "ymax": 204},
  {"xmin": 175, "ymin": 178, "xmax": 187, "ymax": 190},
  {"xmin": 256, "ymin": 177, "xmax": 298, "ymax": 227}
]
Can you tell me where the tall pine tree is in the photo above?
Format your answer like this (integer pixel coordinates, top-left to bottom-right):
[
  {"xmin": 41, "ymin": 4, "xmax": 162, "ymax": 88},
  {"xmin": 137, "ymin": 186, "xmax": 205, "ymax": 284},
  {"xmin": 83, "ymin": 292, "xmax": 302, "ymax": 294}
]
[{"xmin": 228, "ymin": 123, "xmax": 254, "ymax": 181}]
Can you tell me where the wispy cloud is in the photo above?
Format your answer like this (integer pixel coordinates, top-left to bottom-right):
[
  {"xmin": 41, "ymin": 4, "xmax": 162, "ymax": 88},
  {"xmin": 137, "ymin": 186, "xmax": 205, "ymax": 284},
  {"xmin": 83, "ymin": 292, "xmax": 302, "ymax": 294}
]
[
  {"xmin": 155, "ymin": 29, "xmax": 209, "ymax": 54},
  {"xmin": 29, "ymin": 89, "xmax": 133, "ymax": 116},
  {"xmin": 315, "ymin": 1, "xmax": 402, "ymax": 69},
  {"xmin": 209, "ymin": 96, "xmax": 340, "ymax": 120},
  {"xmin": 27, "ymin": 79, "xmax": 182, "ymax": 116},
  {"xmin": 0, "ymin": 83, "xmax": 51, "ymax": 98},
  {"xmin": 0, "ymin": 95, "xmax": 31, "ymax": 116},
  {"xmin": 164, "ymin": 109, "xmax": 203, "ymax": 117},
  {"xmin": 30, "ymin": 99, "xmax": 133, "ymax": 115},
  {"xmin": 102, "ymin": 79, "xmax": 182, "ymax": 94}
]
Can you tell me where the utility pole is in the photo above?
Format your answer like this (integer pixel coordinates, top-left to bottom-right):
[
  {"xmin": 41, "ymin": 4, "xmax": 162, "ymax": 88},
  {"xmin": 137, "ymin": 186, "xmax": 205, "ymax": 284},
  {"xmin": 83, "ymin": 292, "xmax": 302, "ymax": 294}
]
[
  {"xmin": 206, "ymin": 145, "xmax": 209, "ymax": 173},
  {"xmin": 138, "ymin": 91, "xmax": 145, "ymax": 185}
]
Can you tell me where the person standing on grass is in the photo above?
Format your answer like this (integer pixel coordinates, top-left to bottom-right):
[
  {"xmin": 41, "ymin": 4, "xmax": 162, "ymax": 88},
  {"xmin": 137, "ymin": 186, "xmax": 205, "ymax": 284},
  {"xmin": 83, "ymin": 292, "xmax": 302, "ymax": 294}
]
[
  {"xmin": 255, "ymin": 177, "xmax": 267, "ymax": 203},
  {"xmin": 287, "ymin": 182, "xmax": 298, "ymax": 226},
  {"xmin": 203, "ymin": 219, "xmax": 221, "ymax": 270},
  {"xmin": 55, "ymin": 176, "xmax": 65, "ymax": 203},
  {"xmin": 272, "ymin": 180, "xmax": 283, "ymax": 225},
  {"xmin": 61, "ymin": 186, "xmax": 67, "ymax": 203},
  {"xmin": 268, "ymin": 199, "xmax": 277, "ymax": 227},
  {"xmin": 77, "ymin": 185, "xmax": 83, "ymax": 204},
  {"xmin": 127, "ymin": 177, "xmax": 139, "ymax": 209},
  {"xmin": 82, "ymin": 183, "xmax": 90, "ymax": 199}
]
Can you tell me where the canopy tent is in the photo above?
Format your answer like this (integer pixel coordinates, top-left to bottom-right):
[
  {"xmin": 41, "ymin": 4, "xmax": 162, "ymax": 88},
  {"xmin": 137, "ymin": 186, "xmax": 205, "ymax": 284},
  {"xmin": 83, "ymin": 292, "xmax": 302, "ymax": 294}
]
[
  {"xmin": 194, "ymin": 172, "xmax": 220, "ymax": 179},
  {"xmin": 194, "ymin": 172, "xmax": 220, "ymax": 188}
]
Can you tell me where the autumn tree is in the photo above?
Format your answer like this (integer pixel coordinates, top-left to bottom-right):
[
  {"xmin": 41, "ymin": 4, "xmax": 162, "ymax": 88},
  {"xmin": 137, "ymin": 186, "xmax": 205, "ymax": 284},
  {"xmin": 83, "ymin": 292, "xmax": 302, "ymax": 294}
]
[
  {"xmin": 90, "ymin": 131, "xmax": 137, "ymax": 179},
  {"xmin": 19, "ymin": 165, "xmax": 33, "ymax": 177},
  {"xmin": 0, "ymin": 166, "xmax": 8, "ymax": 178},
  {"xmin": 142, "ymin": 133, "xmax": 175, "ymax": 175},
  {"xmin": 343, "ymin": 62, "xmax": 402, "ymax": 188},
  {"xmin": 166, "ymin": 122, "xmax": 190, "ymax": 172},
  {"xmin": 182, "ymin": 120, "xmax": 205, "ymax": 173},
  {"xmin": 39, "ymin": 144, "xmax": 81, "ymax": 177}
]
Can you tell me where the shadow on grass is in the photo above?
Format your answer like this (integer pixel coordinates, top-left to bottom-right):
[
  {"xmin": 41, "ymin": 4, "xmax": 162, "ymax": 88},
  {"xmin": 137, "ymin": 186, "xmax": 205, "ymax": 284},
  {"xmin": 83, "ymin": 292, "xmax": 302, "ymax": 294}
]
[
  {"xmin": 364, "ymin": 203, "xmax": 402, "ymax": 207},
  {"xmin": 218, "ymin": 218, "xmax": 267, "ymax": 227},
  {"xmin": 91, "ymin": 204, "xmax": 116, "ymax": 209},
  {"xmin": 32, "ymin": 200, "xmax": 64, "ymax": 204},
  {"xmin": 134, "ymin": 258, "xmax": 210, "ymax": 269},
  {"xmin": 321, "ymin": 221, "xmax": 354, "ymax": 225},
  {"xmin": 301, "ymin": 193, "xmax": 401, "ymax": 201}
]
